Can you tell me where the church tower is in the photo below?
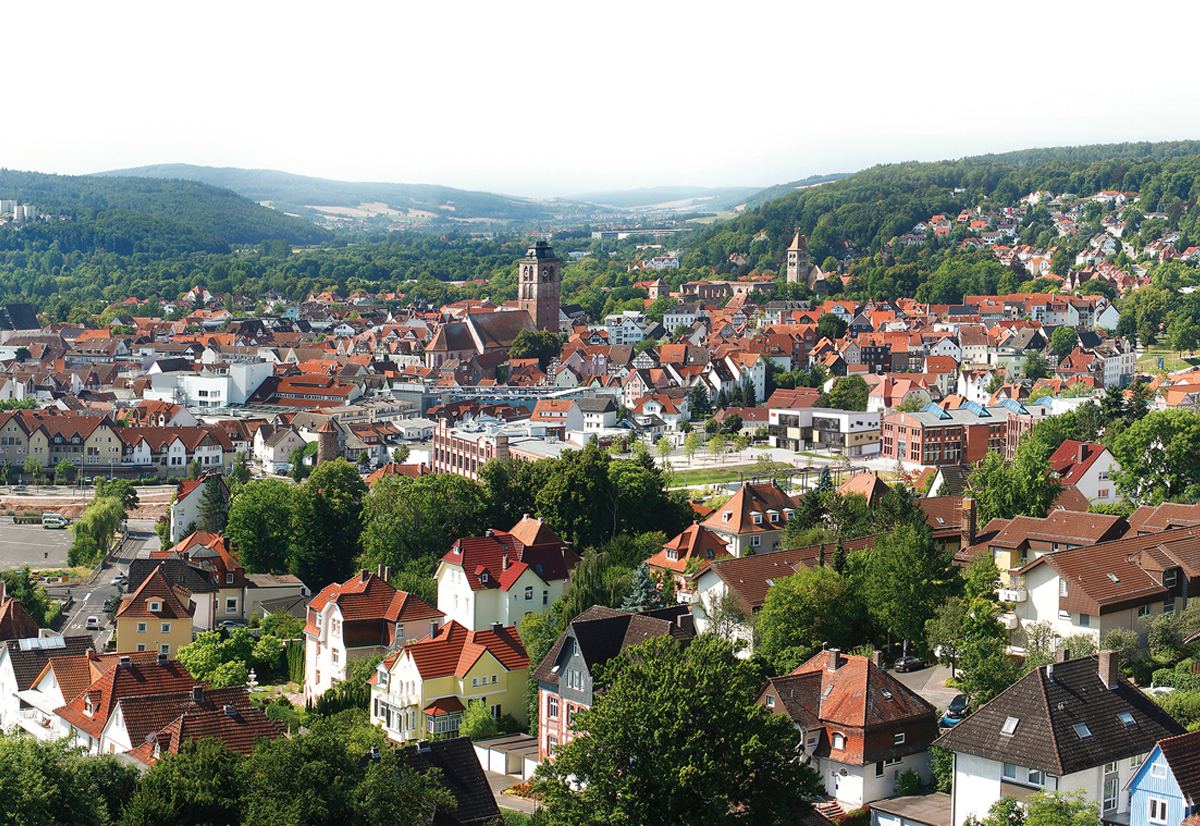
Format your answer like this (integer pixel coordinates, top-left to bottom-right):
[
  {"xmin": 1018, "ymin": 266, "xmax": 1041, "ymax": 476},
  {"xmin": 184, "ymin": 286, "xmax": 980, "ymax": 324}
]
[
  {"xmin": 785, "ymin": 229, "xmax": 810, "ymax": 285},
  {"xmin": 518, "ymin": 240, "xmax": 561, "ymax": 332}
]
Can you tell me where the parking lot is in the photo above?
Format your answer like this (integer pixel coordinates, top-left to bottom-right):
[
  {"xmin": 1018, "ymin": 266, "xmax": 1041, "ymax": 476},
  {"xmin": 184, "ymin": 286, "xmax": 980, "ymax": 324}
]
[{"xmin": 0, "ymin": 519, "xmax": 74, "ymax": 569}]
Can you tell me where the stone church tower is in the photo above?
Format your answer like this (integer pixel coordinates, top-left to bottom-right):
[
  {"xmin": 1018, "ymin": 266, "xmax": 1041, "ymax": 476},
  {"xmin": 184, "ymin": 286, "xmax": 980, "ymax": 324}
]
[
  {"xmin": 785, "ymin": 229, "xmax": 810, "ymax": 285},
  {"xmin": 517, "ymin": 240, "xmax": 561, "ymax": 332},
  {"xmin": 316, "ymin": 417, "xmax": 339, "ymax": 465}
]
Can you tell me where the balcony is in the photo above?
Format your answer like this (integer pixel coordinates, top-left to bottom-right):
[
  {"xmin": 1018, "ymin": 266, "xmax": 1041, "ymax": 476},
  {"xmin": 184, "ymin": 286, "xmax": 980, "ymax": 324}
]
[
  {"xmin": 1000, "ymin": 612, "xmax": 1020, "ymax": 631},
  {"xmin": 998, "ymin": 587, "xmax": 1027, "ymax": 603}
]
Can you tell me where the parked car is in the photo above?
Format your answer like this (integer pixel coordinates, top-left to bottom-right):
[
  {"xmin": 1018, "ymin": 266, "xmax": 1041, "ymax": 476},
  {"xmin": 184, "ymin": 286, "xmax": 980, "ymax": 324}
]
[
  {"xmin": 12, "ymin": 484, "xmax": 26, "ymax": 492},
  {"xmin": 219, "ymin": 618, "xmax": 249, "ymax": 629},
  {"xmin": 893, "ymin": 655, "xmax": 928, "ymax": 673},
  {"xmin": 85, "ymin": 616, "xmax": 100, "ymax": 630},
  {"xmin": 941, "ymin": 694, "xmax": 969, "ymax": 727},
  {"xmin": 102, "ymin": 594, "xmax": 119, "ymax": 612},
  {"xmin": 110, "ymin": 574, "xmax": 128, "ymax": 586}
]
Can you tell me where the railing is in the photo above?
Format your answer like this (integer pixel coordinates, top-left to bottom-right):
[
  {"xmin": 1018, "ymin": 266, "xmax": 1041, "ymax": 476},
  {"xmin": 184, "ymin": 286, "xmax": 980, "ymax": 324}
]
[{"xmin": 998, "ymin": 587, "xmax": 1027, "ymax": 603}]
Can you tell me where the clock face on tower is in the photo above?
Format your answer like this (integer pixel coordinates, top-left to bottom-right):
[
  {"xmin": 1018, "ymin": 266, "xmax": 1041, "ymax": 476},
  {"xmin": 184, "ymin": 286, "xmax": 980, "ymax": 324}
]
[{"xmin": 541, "ymin": 268, "xmax": 549, "ymax": 281}]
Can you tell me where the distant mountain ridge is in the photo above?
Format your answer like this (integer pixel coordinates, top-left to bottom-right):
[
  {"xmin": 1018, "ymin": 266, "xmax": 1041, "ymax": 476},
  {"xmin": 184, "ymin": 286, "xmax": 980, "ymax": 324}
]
[
  {"xmin": 97, "ymin": 164, "xmax": 558, "ymax": 223},
  {"xmin": 566, "ymin": 185, "xmax": 763, "ymax": 211},
  {"xmin": 0, "ymin": 167, "xmax": 330, "ymax": 255}
]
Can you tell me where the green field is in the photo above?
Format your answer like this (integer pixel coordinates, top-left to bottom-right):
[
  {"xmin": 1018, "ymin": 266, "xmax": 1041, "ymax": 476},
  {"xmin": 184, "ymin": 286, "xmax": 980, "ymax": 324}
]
[{"xmin": 1137, "ymin": 347, "xmax": 1200, "ymax": 373}]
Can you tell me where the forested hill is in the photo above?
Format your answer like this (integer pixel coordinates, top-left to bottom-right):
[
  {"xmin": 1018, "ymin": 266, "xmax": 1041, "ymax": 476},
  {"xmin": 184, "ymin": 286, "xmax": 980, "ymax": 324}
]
[
  {"xmin": 0, "ymin": 168, "xmax": 331, "ymax": 255},
  {"xmin": 686, "ymin": 139, "xmax": 1200, "ymax": 267},
  {"xmin": 98, "ymin": 164, "xmax": 558, "ymax": 223}
]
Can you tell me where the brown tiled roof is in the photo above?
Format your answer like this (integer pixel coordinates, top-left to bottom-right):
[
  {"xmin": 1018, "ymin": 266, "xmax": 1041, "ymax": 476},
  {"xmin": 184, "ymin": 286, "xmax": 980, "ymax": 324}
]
[
  {"xmin": 1128, "ymin": 502, "xmax": 1200, "ymax": 534},
  {"xmin": 394, "ymin": 736, "xmax": 501, "ymax": 825},
  {"xmin": 54, "ymin": 657, "xmax": 197, "ymax": 740},
  {"xmin": 399, "ymin": 621, "xmax": 528, "ymax": 681},
  {"xmin": 836, "ymin": 472, "xmax": 891, "ymax": 507},
  {"xmin": 0, "ymin": 591, "xmax": 39, "ymax": 642},
  {"xmin": 702, "ymin": 481, "xmax": 797, "ymax": 536},
  {"xmin": 304, "ymin": 570, "xmax": 442, "ymax": 638},
  {"xmin": 646, "ymin": 524, "xmax": 732, "ymax": 574},
  {"xmin": 934, "ymin": 655, "xmax": 1184, "ymax": 776},
  {"xmin": 1158, "ymin": 730, "xmax": 1200, "ymax": 804},
  {"xmin": 127, "ymin": 690, "xmax": 283, "ymax": 767},
  {"xmin": 441, "ymin": 519, "xmax": 576, "ymax": 594},
  {"xmin": 989, "ymin": 511, "xmax": 1127, "ymax": 550},
  {"xmin": 115, "ymin": 566, "xmax": 194, "ymax": 621}
]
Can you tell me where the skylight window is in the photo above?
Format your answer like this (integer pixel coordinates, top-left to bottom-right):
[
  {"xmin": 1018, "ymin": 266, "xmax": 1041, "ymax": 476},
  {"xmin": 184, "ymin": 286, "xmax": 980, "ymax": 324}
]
[
  {"xmin": 1119, "ymin": 712, "xmax": 1136, "ymax": 727},
  {"xmin": 1001, "ymin": 717, "xmax": 1019, "ymax": 735},
  {"xmin": 1107, "ymin": 573, "xmax": 1119, "ymax": 583},
  {"xmin": 822, "ymin": 685, "xmax": 833, "ymax": 699},
  {"xmin": 1073, "ymin": 723, "xmax": 1093, "ymax": 738}
]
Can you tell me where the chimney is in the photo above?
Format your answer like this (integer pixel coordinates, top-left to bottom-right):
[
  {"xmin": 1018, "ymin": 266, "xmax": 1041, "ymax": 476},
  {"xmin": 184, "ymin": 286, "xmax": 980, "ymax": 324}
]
[
  {"xmin": 523, "ymin": 513, "xmax": 531, "ymax": 521},
  {"xmin": 377, "ymin": 564, "xmax": 383, "ymax": 577},
  {"xmin": 118, "ymin": 655, "xmax": 131, "ymax": 667},
  {"xmin": 485, "ymin": 528, "xmax": 494, "ymax": 538},
  {"xmin": 871, "ymin": 650, "xmax": 884, "ymax": 669},
  {"xmin": 491, "ymin": 622, "xmax": 503, "ymax": 634},
  {"xmin": 383, "ymin": 566, "xmax": 391, "ymax": 583},
  {"xmin": 502, "ymin": 553, "xmax": 509, "ymax": 571},
  {"xmin": 1056, "ymin": 647, "xmax": 1069, "ymax": 663},
  {"xmin": 360, "ymin": 569, "xmax": 369, "ymax": 583},
  {"xmin": 827, "ymin": 648, "xmax": 841, "ymax": 672},
  {"xmin": 676, "ymin": 612, "xmax": 696, "ymax": 636},
  {"xmin": 223, "ymin": 704, "xmax": 238, "ymax": 717},
  {"xmin": 157, "ymin": 652, "xmax": 169, "ymax": 664},
  {"xmin": 1099, "ymin": 650, "xmax": 1119, "ymax": 689},
  {"xmin": 961, "ymin": 497, "xmax": 977, "ymax": 550},
  {"xmin": 1077, "ymin": 442, "xmax": 1087, "ymax": 465},
  {"xmin": 192, "ymin": 685, "xmax": 203, "ymax": 703},
  {"xmin": 417, "ymin": 738, "xmax": 432, "ymax": 753}
]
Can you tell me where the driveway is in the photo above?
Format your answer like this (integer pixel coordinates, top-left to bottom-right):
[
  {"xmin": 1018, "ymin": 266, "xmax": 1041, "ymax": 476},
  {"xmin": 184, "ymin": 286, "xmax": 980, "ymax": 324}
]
[
  {"xmin": 484, "ymin": 769, "xmax": 536, "ymax": 815},
  {"xmin": 891, "ymin": 662, "xmax": 960, "ymax": 714}
]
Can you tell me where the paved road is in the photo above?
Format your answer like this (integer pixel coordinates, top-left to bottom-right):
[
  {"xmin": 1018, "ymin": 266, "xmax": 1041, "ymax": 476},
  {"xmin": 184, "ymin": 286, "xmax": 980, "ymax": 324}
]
[
  {"xmin": 47, "ymin": 518, "xmax": 161, "ymax": 649},
  {"xmin": 891, "ymin": 662, "xmax": 960, "ymax": 715}
]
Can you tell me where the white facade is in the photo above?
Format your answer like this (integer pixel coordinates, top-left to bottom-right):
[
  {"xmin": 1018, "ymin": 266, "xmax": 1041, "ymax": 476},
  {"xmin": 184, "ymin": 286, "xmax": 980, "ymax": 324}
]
[{"xmin": 435, "ymin": 563, "xmax": 559, "ymax": 632}]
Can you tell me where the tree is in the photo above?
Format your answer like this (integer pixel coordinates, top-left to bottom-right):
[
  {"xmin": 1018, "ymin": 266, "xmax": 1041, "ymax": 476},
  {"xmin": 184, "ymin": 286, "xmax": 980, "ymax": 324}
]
[
  {"xmin": 826, "ymin": 375, "xmax": 869, "ymax": 411},
  {"xmin": 0, "ymin": 734, "xmax": 119, "ymax": 826},
  {"xmin": 1110, "ymin": 409, "xmax": 1200, "ymax": 503},
  {"xmin": 688, "ymin": 384, "xmax": 712, "ymax": 419},
  {"xmin": 23, "ymin": 455, "xmax": 40, "ymax": 484},
  {"xmin": 392, "ymin": 443, "xmax": 410, "ymax": 464},
  {"xmin": 290, "ymin": 459, "xmax": 367, "ymax": 591},
  {"xmin": 55, "ymin": 458, "xmax": 75, "ymax": 483},
  {"xmin": 756, "ymin": 565, "xmax": 857, "ymax": 673},
  {"xmin": 288, "ymin": 444, "xmax": 310, "ymax": 482},
  {"xmin": 966, "ymin": 441, "xmax": 1061, "ymax": 524},
  {"xmin": 957, "ymin": 604, "xmax": 1021, "ymax": 710},
  {"xmin": 509, "ymin": 329, "xmax": 564, "ymax": 370},
  {"xmin": 198, "ymin": 475, "xmax": 229, "ymax": 534},
  {"xmin": 226, "ymin": 479, "xmax": 296, "ymax": 574},
  {"xmin": 925, "ymin": 596, "xmax": 968, "ymax": 677},
  {"xmin": 620, "ymin": 562, "xmax": 665, "ymax": 613},
  {"xmin": 1050, "ymin": 326, "xmax": 1079, "ymax": 359},
  {"xmin": 971, "ymin": 790, "xmax": 1100, "ymax": 826},
  {"xmin": 1024, "ymin": 351, "xmax": 1050, "ymax": 380},
  {"xmin": 683, "ymin": 431, "xmax": 702, "ymax": 465},
  {"xmin": 0, "ymin": 567, "xmax": 52, "ymax": 627},
  {"xmin": 461, "ymin": 699, "xmax": 499, "ymax": 740},
  {"xmin": 720, "ymin": 413, "xmax": 743, "ymax": 435},
  {"xmin": 533, "ymin": 634, "xmax": 823, "ymax": 826},
  {"xmin": 655, "ymin": 436, "xmax": 672, "ymax": 469},
  {"xmin": 359, "ymin": 473, "xmax": 487, "ymax": 574},
  {"xmin": 186, "ymin": 459, "xmax": 201, "ymax": 481},
  {"xmin": 817, "ymin": 312, "xmax": 848, "ymax": 341},
  {"xmin": 120, "ymin": 737, "xmax": 247, "ymax": 826},
  {"xmin": 230, "ymin": 450, "xmax": 252, "ymax": 485},
  {"xmin": 865, "ymin": 524, "xmax": 953, "ymax": 653}
]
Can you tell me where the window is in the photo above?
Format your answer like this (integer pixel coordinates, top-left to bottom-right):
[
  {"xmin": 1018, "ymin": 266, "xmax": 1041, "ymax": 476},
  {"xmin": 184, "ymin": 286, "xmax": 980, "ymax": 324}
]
[
  {"xmin": 473, "ymin": 678, "xmax": 479, "ymax": 687},
  {"xmin": 137, "ymin": 622, "xmax": 147, "ymax": 633},
  {"xmin": 766, "ymin": 695, "xmax": 775, "ymax": 708},
  {"xmin": 547, "ymin": 696, "xmax": 559, "ymax": 719},
  {"xmin": 807, "ymin": 732, "xmax": 819, "ymax": 747},
  {"xmin": 1059, "ymin": 580, "xmax": 1068, "ymax": 597},
  {"xmin": 161, "ymin": 622, "xmax": 171, "ymax": 634},
  {"xmin": 1027, "ymin": 769, "xmax": 1045, "ymax": 787},
  {"xmin": 1138, "ymin": 605, "xmax": 1152, "ymax": 619},
  {"xmin": 331, "ymin": 650, "xmax": 338, "ymax": 664},
  {"xmin": 750, "ymin": 535, "xmax": 761, "ymax": 547},
  {"xmin": 525, "ymin": 586, "xmax": 534, "ymax": 602},
  {"xmin": 1002, "ymin": 717, "xmax": 1019, "ymax": 735},
  {"xmin": 832, "ymin": 733, "xmax": 845, "ymax": 750},
  {"xmin": 894, "ymin": 731, "xmax": 905, "ymax": 745},
  {"xmin": 1119, "ymin": 712, "xmax": 1136, "ymax": 727},
  {"xmin": 1132, "ymin": 753, "xmax": 1145, "ymax": 769},
  {"xmin": 547, "ymin": 735, "xmax": 558, "ymax": 754},
  {"xmin": 491, "ymin": 675, "xmax": 498, "ymax": 685},
  {"xmin": 1152, "ymin": 763, "xmax": 1168, "ymax": 779},
  {"xmin": 226, "ymin": 598, "xmax": 238, "ymax": 614},
  {"xmin": 1164, "ymin": 599, "xmax": 1175, "ymax": 613},
  {"xmin": 159, "ymin": 644, "xmax": 170, "ymax": 655},
  {"xmin": 1059, "ymin": 609, "xmax": 1071, "ymax": 620},
  {"xmin": 1003, "ymin": 763, "xmax": 1018, "ymax": 780},
  {"xmin": 149, "ymin": 601, "xmax": 161, "ymax": 612},
  {"xmin": 491, "ymin": 704, "xmax": 501, "ymax": 719},
  {"xmin": 543, "ymin": 591, "xmax": 549, "ymax": 606},
  {"xmin": 1148, "ymin": 798, "xmax": 1168, "ymax": 824},
  {"xmin": 226, "ymin": 573, "xmax": 234, "ymax": 584},
  {"xmin": 752, "ymin": 512, "xmax": 762, "ymax": 525},
  {"xmin": 1073, "ymin": 722, "xmax": 1093, "ymax": 739},
  {"xmin": 1164, "ymin": 569, "xmax": 1178, "ymax": 587},
  {"xmin": 1079, "ymin": 613, "xmax": 1090, "ymax": 627},
  {"xmin": 136, "ymin": 643, "xmax": 146, "ymax": 652}
]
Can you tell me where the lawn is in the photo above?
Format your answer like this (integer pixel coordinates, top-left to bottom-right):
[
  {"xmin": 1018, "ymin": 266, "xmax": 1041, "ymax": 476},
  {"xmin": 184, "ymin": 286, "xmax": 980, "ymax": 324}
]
[
  {"xmin": 1136, "ymin": 347, "xmax": 1200, "ymax": 373},
  {"xmin": 666, "ymin": 464, "xmax": 763, "ymax": 488}
]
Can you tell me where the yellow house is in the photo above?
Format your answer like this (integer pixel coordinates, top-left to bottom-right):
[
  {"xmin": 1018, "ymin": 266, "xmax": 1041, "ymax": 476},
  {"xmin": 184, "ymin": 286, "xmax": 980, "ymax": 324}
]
[
  {"xmin": 114, "ymin": 564, "xmax": 195, "ymax": 657},
  {"xmin": 369, "ymin": 620, "xmax": 529, "ymax": 743}
]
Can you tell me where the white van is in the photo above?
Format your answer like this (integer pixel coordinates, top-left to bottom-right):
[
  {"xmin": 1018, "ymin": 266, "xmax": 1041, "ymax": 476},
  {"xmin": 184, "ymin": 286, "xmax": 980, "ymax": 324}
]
[{"xmin": 41, "ymin": 513, "xmax": 69, "ymax": 529}]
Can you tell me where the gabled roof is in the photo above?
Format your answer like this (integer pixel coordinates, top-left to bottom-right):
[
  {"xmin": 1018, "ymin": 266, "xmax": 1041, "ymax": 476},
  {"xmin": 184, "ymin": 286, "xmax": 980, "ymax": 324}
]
[
  {"xmin": 394, "ymin": 736, "xmax": 501, "ymax": 826},
  {"xmin": 646, "ymin": 523, "xmax": 733, "ymax": 574},
  {"xmin": 836, "ymin": 473, "xmax": 891, "ymax": 507},
  {"xmin": 53, "ymin": 657, "xmax": 197, "ymax": 740},
  {"xmin": 126, "ymin": 687, "xmax": 284, "ymax": 767},
  {"xmin": 396, "ymin": 620, "xmax": 528, "ymax": 681},
  {"xmin": 702, "ymin": 481, "xmax": 797, "ymax": 536},
  {"xmin": 1156, "ymin": 730, "xmax": 1200, "ymax": 805},
  {"xmin": 935, "ymin": 654, "xmax": 1184, "ymax": 776},
  {"xmin": 115, "ymin": 566, "xmax": 194, "ymax": 621},
  {"xmin": 1047, "ymin": 440, "xmax": 1110, "ymax": 485},
  {"xmin": 0, "ymin": 586, "xmax": 40, "ymax": 642},
  {"xmin": 1128, "ymin": 502, "xmax": 1200, "ymax": 535},
  {"xmin": 304, "ymin": 570, "xmax": 443, "ymax": 638},
  {"xmin": 3, "ymin": 636, "xmax": 95, "ymax": 691},
  {"xmin": 531, "ymin": 605, "xmax": 693, "ymax": 686},
  {"xmin": 441, "ymin": 518, "xmax": 577, "ymax": 593}
]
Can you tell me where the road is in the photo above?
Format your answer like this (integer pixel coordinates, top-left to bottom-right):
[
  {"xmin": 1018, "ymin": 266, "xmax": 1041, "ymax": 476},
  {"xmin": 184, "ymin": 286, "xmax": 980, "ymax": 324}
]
[
  {"xmin": 891, "ymin": 662, "xmax": 960, "ymax": 715},
  {"xmin": 45, "ymin": 518, "xmax": 161, "ymax": 649}
]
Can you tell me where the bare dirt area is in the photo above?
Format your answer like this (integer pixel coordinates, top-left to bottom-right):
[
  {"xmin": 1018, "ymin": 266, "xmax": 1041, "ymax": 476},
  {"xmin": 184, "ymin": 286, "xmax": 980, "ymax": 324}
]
[{"xmin": 0, "ymin": 486, "xmax": 175, "ymax": 521}]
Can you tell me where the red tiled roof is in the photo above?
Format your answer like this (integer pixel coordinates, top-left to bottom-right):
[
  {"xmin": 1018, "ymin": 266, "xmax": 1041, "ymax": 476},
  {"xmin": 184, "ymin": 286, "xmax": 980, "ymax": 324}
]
[
  {"xmin": 53, "ymin": 658, "xmax": 197, "ymax": 740},
  {"xmin": 402, "ymin": 620, "xmax": 529, "ymax": 680},
  {"xmin": 304, "ymin": 570, "xmax": 443, "ymax": 638},
  {"xmin": 115, "ymin": 566, "xmax": 194, "ymax": 621}
]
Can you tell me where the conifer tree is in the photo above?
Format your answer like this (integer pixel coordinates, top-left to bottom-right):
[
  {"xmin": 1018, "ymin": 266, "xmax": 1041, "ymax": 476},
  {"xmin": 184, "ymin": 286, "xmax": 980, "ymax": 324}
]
[
  {"xmin": 198, "ymin": 476, "xmax": 229, "ymax": 534},
  {"xmin": 620, "ymin": 562, "xmax": 664, "ymax": 613}
]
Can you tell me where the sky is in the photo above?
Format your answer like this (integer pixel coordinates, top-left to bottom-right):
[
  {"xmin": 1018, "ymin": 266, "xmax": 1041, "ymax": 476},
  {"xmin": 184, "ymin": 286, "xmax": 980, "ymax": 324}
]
[{"xmin": 7, "ymin": 1, "xmax": 1200, "ymax": 200}]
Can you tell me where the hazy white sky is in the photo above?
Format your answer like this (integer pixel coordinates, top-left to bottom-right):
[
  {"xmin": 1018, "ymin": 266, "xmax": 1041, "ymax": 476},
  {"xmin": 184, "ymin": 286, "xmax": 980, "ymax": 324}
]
[{"xmin": 7, "ymin": 1, "xmax": 1200, "ymax": 199}]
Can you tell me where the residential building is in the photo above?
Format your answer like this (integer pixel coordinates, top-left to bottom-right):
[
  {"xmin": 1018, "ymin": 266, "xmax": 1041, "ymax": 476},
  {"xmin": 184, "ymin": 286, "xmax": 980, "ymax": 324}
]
[
  {"xmin": 436, "ymin": 515, "xmax": 579, "ymax": 632},
  {"xmin": 304, "ymin": 568, "xmax": 444, "ymax": 702},
  {"xmin": 1048, "ymin": 441, "xmax": 1122, "ymax": 506},
  {"xmin": 701, "ymin": 481, "xmax": 798, "ymax": 557},
  {"xmin": 368, "ymin": 620, "xmax": 529, "ymax": 743},
  {"xmin": 983, "ymin": 511, "xmax": 1128, "ymax": 585},
  {"xmin": 143, "ymin": 531, "xmax": 248, "ymax": 631},
  {"xmin": 0, "ymin": 580, "xmax": 39, "ymax": 642},
  {"xmin": 768, "ymin": 407, "xmax": 882, "ymax": 456},
  {"xmin": 935, "ymin": 652, "xmax": 1185, "ymax": 826},
  {"xmin": 168, "ymin": 472, "xmax": 227, "ymax": 544},
  {"xmin": 532, "ymin": 605, "xmax": 695, "ymax": 761},
  {"xmin": 0, "ymin": 636, "xmax": 94, "ymax": 733},
  {"xmin": 1126, "ymin": 730, "xmax": 1200, "ymax": 826},
  {"xmin": 759, "ymin": 649, "xmax": 939, "ymax": 809},
  {"xmin": 114, "ymin": 566, "xmax": 195, "ymax": 657},
  {"xmin": 645, "ymin": 522, "xmax": 733, "ymax": 597}
]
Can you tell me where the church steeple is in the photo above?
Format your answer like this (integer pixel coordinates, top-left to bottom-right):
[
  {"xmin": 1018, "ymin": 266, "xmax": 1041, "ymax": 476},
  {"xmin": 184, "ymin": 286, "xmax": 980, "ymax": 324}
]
[
  {"xmin": 517, "ymin": 240, "xmax": 561, "ymax": 332},
  {"xmin": 785, "ymin": 229, "xmax": 809, "ymax": 285}
]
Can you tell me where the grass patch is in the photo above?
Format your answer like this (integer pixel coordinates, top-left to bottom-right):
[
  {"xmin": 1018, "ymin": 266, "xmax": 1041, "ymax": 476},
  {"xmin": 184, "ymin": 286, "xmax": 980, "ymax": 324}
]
[
  {"xmin": 666, "ymin": 464, "xmax": 762, "ymax": 487},
  {"xmin": 1137, "ymin": 347, "xmax": 1200, "ymax": 373}
]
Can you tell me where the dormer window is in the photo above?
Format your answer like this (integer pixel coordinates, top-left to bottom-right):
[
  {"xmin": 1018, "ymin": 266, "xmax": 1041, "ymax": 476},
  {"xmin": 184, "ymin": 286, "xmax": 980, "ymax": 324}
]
[
  {"xmin": 768, "ymin": 510, "xmax": 779, "ymax": 523},
  {"xmin": 481, "ymin": 572, "xmax": 489, "ymax": 584},
  {"xmin": 752, "ymin": 511, "xmax": 762, "ymax": 525},
  {"xmin": 377, "ymin": 667, "xmax": 389, "ymax": 688},
  {"xmin": 832, "ymin": 732, "xmax": 846, "ymax": 750},
  {"xmin": 226, "ymin": 573, "xmax": 234, "ymax": 584},
  {"xmin": 722, "ymin": 512, "xmax": 732, "ymax": 523},
  {"xmin": 667, "ymin": 549, "xmax": 678, "ymax": 562},
  {"xmin": 1165, "ymin": 569, "xmax": 1178, "ymax": 588},
  {"xmin": 149, "ymin": 600, "xmax": 161, "ymax": 612},
  {"xmin": 783, "ymin": 509, "xmax": 794, "ymax": 521}
]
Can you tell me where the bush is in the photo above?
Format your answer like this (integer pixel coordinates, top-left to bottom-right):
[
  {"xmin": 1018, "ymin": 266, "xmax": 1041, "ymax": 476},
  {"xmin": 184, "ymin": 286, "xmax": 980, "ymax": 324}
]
[
  {"xmin": 838, "ymin": 807, "xmax": 871, "ymax": 826},
  {"xmin": 895, "ymin": 769, "xmax": 924, "ymax": 796}
]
